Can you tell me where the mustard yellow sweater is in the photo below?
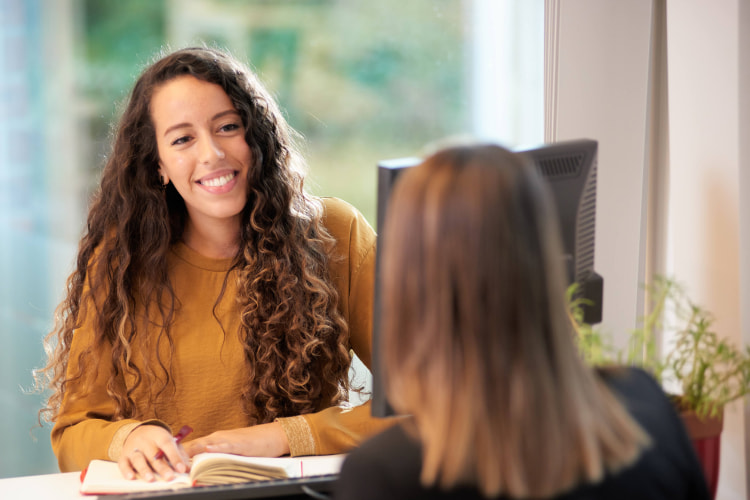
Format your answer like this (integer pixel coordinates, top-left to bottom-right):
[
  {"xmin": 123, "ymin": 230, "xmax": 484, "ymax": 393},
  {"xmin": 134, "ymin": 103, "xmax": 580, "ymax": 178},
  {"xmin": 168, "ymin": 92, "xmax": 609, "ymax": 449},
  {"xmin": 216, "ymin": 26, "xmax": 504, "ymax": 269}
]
[{"xmin": 51, "ymin": 197, "xmax": 394, "ymax": 472}]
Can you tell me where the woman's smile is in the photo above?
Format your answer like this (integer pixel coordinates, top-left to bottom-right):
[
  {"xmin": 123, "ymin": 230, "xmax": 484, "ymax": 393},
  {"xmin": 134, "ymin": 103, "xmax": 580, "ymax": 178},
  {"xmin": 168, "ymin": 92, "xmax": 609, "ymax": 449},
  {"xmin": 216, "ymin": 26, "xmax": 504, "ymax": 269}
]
[
  {"xmin": 197, "ymin": 170, "xmax": 239, "ymax": 190},
  {"xmin": 151, "ymin": 75, "xmax": 252, "ymax": 233}
]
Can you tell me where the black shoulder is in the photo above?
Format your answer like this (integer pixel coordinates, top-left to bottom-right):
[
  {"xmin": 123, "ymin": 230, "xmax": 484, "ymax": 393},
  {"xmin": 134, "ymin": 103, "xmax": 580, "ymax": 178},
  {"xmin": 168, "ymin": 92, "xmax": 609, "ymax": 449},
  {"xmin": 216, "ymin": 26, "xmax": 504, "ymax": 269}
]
[
  {"xmin": 335, "ymin": 424, "xmax": 422, "ymax": 500},
  {"xmin": 596, "ymin": 366, "xmax": 664, "ymax": 399}
]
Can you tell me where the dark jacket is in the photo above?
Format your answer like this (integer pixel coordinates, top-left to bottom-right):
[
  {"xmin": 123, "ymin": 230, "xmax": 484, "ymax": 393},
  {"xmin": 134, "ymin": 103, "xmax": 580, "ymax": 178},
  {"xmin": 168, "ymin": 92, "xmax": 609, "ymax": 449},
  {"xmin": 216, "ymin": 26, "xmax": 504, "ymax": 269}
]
[{"xmin": 335, "ymin": 367, "xmax": 710, "ymax": 500}]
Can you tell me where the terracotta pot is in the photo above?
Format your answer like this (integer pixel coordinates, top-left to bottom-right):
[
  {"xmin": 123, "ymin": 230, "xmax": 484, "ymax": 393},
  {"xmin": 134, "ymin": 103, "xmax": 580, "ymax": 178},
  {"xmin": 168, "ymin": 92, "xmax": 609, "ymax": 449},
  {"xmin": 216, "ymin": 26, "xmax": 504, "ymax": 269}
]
[{"xmin": 680, "ymin": 409, "xmax": 723, "ymax": 500}]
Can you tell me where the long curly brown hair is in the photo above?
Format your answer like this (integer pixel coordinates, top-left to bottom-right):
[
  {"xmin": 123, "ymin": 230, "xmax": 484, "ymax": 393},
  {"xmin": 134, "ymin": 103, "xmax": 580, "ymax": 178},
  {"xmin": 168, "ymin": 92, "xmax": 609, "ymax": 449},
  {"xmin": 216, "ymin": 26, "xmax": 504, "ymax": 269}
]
[{"xmin": 36, "ymin": 46, "xmax": 351, "ymax": 426}]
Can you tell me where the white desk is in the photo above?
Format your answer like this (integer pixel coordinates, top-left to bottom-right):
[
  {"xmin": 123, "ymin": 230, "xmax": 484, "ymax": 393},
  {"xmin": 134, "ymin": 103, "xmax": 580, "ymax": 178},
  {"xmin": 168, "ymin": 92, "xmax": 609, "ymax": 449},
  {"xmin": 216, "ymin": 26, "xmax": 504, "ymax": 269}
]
[
  {"xmin": 0, "ymin": 470, "xmax": 340, "ymax": 499},
  {"xmin": 0, "ymin": 471, "xmax": 92, "ymax": 499}
]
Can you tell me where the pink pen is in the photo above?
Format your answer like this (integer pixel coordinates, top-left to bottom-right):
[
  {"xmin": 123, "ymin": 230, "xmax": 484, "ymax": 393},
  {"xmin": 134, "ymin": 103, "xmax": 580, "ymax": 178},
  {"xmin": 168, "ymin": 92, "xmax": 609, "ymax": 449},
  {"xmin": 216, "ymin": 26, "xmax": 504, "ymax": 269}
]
[{"xmin": 154, "ymin": 425, "xmax": 193, "ymax": 461}]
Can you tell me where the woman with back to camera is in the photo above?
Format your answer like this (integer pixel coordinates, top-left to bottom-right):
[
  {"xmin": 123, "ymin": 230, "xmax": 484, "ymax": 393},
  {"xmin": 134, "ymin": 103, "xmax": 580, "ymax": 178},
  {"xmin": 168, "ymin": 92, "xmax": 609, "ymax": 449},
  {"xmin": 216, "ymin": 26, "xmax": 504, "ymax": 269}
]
[
  {"xmin": 335, "ymin": 144, "xmax": 709, "ymax": 499},
  {"xmin": 35, "ymin": 46, "xmax": 393, "ymax": 481}
]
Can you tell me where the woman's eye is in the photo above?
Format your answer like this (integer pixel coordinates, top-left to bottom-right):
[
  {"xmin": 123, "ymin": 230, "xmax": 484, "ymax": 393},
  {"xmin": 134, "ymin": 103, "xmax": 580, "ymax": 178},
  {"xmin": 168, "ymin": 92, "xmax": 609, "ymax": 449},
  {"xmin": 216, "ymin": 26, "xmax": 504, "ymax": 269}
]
[
  {"xmin": 171, "ymin": 136, "xmax": 190, "ymax": 146},
  {"xmin": 220, "ymin": 123, "xmax": 241, "ymax": 133}
]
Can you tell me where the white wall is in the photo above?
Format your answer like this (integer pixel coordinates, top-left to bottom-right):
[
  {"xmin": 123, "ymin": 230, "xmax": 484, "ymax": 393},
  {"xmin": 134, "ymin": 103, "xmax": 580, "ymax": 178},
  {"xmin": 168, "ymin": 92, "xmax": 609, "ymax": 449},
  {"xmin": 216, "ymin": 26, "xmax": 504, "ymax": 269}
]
[
  {"xmin": 741, "ymin": 0, "xmax": 750, "ymax": 496},
  {"xmin": 666, "ymin": 2, "xmax": 746, "ymax": 499},
  {"xmin": 545, "ymin": 0, "xmax": 654, "ymax": 345}
]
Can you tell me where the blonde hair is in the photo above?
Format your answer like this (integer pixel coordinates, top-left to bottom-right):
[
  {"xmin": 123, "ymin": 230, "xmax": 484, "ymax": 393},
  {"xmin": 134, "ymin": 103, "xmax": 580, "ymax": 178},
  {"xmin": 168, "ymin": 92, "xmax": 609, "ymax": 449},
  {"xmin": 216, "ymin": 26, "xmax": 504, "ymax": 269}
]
[{"xmin": 381, "ymin": 144, "xmax": 649, "ymax": 498}]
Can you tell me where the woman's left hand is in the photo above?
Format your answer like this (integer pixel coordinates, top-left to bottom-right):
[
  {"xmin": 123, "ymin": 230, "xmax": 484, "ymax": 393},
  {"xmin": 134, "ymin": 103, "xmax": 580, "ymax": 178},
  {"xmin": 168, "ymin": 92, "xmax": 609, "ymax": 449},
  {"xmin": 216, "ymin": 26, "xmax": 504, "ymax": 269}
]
[{"xmin": 182, "ymin": 421, "xmax": 291, "ymax": 458}]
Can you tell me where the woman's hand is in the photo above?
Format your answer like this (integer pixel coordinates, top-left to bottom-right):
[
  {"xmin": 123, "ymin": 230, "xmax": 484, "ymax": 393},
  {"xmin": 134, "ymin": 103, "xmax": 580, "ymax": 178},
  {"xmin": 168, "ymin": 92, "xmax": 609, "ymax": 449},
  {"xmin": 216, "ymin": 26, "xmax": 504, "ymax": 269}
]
[
  {"xmin": 119, "ymin": 424, "xmax": 190, "ymax": 482},
  {"xmin": 182, "ymin": 421, "xmax": 290, "ymax": 458}
]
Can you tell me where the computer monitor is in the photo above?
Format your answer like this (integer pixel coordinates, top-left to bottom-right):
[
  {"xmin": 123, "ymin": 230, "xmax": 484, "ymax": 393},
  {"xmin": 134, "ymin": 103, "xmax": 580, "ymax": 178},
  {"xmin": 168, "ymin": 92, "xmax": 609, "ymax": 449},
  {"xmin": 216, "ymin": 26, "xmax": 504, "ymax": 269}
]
[{"xmin": 370, "ymin": 139, "xmax": 603, "ymax": 417}]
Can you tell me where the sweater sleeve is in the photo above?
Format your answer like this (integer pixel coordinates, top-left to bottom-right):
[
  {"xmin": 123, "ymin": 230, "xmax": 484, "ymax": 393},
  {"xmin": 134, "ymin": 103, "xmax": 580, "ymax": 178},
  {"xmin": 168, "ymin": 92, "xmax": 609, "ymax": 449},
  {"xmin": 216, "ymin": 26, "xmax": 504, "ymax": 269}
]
[
  {"xmin": 50, "ymin": 283, "xmax": 170, "ymax": 472},
  {"xmin": 277, "ymin": 198, "xmax": 399, "ymax": 456}
]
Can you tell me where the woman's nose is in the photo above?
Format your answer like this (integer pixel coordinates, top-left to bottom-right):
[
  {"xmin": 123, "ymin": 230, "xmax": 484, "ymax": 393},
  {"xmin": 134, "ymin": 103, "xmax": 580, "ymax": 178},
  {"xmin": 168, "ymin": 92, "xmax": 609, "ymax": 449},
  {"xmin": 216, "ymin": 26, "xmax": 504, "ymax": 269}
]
[{"xmin": 199, "ymin": 136, "xmax": 225, "ymax": 164}]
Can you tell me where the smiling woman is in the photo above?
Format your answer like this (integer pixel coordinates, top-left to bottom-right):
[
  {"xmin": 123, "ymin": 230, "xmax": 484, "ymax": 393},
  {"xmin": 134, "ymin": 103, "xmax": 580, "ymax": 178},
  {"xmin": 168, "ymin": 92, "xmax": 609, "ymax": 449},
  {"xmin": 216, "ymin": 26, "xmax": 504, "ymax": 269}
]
[
  {"xmin": 152, "ymin": 76, "xmax": 252, "ymax": 259},
  {"xmin": 34, "ymin": 47, "xmax": 396, "ymax": 480}
]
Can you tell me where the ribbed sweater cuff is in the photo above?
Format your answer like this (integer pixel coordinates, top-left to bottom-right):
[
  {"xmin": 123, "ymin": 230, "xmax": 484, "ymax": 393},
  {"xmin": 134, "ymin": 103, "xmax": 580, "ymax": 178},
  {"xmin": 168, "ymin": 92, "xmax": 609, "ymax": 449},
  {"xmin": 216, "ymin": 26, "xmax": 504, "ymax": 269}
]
[
  {"xmin": 107, "ymin": 419, "xmax": 171, "ymax": 461},
  {"xmin": 276, "ymin": 415, "xmax": 316, "ymax": 456}
]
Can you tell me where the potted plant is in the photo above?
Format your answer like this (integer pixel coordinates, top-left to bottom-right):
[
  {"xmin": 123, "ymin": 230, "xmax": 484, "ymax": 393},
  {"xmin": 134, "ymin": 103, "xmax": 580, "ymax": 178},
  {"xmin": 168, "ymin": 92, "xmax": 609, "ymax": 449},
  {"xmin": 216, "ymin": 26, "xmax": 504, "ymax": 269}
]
[{"xmin": 570, "ymin": 275, "xmax": 750, "ymax": 499}]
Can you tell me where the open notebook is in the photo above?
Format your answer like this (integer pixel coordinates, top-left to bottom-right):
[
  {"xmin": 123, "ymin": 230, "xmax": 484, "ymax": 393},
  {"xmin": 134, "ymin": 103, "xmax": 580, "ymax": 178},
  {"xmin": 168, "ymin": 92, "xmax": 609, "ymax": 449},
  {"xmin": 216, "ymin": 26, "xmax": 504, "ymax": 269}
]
[{"xmin": 80, "ymin": 452, "xmax": 345, "ymax": 495}]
